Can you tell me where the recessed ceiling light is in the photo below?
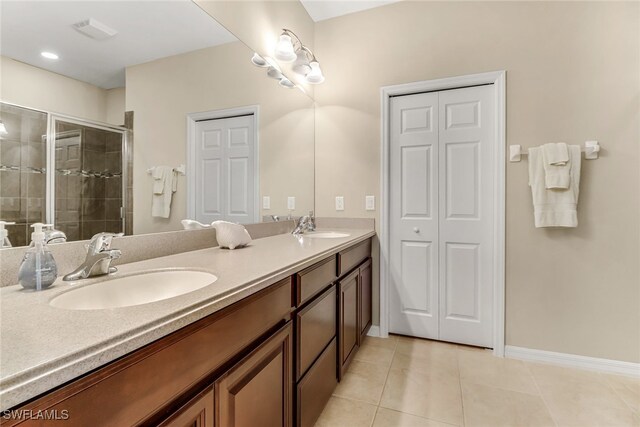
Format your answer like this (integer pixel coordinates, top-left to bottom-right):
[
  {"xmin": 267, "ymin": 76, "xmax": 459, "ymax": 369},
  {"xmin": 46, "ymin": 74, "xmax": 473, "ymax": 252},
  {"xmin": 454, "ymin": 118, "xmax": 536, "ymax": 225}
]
[{"xmin": 41, "ymin": 52, "xmax": 59, "ymax": 60}]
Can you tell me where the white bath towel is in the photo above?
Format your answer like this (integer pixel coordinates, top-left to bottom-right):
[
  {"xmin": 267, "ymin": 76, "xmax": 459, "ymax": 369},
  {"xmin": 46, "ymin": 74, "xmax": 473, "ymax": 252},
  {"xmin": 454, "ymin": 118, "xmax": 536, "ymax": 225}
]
[
  {"xmin": 528, "ymin": 145, "xmax": 581, "ymax": 228},
  {"xmin": 151, "ymin": 166, "xmax": 177, "ymax": 218},
  {"xmin": 542, "ymin": 143, "xmax": 571, "ymax": 189}
]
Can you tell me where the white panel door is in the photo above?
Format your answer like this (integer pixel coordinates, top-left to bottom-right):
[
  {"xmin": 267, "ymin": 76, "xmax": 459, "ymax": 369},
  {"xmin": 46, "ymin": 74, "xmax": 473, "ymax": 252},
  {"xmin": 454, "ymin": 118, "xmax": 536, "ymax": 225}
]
[
  {"xmin": 389, "ymin": 85, "xmax": 494, "ymax": 348},
  {"xmin": 389, "ymin": 92, "xmax": 440, "ymax": 339},
  {"xmin": 194, "ymin": 115, "xmax": 255, "ymax": 224},
  {"xmin": 438, "ymin": 85, "xmax": 494, "ymax": 347}
]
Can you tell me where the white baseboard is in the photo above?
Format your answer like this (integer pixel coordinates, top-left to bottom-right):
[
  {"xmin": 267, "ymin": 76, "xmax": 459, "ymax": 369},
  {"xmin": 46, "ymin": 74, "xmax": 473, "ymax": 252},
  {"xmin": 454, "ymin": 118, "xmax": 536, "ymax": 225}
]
[
  {"xmin": 367, "ymin": 325, "xmax": 381, "ymax": 337},
  {"xmin": 505, "ymin": 345, "xmax": 640, "ymax": 378}
]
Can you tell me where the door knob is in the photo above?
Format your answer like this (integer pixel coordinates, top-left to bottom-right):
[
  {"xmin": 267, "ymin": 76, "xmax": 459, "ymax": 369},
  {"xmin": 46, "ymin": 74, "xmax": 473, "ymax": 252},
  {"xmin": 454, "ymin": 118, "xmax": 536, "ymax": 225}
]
[{"xmin": 413, "ymin": 227, "xmax": 420, "ymax": 233}]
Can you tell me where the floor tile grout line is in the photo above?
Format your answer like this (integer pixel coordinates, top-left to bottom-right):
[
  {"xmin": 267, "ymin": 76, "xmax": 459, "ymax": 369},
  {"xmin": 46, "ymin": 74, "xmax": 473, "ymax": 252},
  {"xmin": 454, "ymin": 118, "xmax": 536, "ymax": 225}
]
[
  {"xmin": 598, "ymin": 372, "xmax": 640, "ymax": 415},
  {"xmin": 456, "ymin": 345, "xmax": 467, "ymax": 427},
  {"xmin": 524, "ymin": 362, "xmax": 559, "ymax": 427}
]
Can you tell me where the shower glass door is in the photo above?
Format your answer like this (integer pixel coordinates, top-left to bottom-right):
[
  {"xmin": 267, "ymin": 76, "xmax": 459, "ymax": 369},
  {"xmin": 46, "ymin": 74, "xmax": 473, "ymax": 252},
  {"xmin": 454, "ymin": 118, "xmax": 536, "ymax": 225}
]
[{"xmin": 50, "ymin": 116, "xmax": 126, "ymax": 241}]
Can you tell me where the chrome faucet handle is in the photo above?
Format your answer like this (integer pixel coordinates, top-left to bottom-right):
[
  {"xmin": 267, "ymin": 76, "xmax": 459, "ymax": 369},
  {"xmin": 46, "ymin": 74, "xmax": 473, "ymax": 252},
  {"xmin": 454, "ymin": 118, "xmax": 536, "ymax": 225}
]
[{"xmin": 87, "ymin": 232, "xmax": 123, "ymax": 255}]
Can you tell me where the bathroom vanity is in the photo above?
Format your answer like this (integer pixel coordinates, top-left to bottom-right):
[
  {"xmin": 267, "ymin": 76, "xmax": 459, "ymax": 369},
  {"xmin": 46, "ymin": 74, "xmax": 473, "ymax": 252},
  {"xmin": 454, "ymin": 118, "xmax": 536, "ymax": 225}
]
[{"xmin": 0, "ymin": 231, "xmax": 374, "ymax": 427}]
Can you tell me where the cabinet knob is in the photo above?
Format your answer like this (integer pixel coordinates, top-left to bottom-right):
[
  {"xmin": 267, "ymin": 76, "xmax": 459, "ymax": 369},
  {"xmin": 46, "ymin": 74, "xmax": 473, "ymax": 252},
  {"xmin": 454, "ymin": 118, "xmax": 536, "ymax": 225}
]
[{"xmin": 413, "ymin": 227, "xmax": 420, "ymax": 233}]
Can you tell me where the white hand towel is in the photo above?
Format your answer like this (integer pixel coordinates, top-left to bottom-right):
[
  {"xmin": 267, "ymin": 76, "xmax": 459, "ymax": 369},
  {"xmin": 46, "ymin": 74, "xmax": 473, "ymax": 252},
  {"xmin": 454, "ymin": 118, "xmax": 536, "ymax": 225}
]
[
  {"xmin": 542, "ymin": 143, "xmax": 571, "ymax": 189},
  {"xmin": 151, "ymin": 166, "xmax": 177, "ymax": 218},
  {"xmin": 212, "ymin": 221, "xmax": 252, "ymax": 249},
  {"xmin": 528, "ymin": 145, "xmax": 581, "ymax": 228}
]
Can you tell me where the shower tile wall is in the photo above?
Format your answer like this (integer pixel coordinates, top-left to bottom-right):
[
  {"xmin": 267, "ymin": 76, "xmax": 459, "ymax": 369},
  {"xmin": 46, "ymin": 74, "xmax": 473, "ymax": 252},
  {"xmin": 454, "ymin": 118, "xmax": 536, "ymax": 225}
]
[
  {"xmin": 0, "ymin": 104, "xmax": 47, "ymax": 247},
  {"xmin": 54, "ymin": 121, "xmax": 123, "ymax": 241}
]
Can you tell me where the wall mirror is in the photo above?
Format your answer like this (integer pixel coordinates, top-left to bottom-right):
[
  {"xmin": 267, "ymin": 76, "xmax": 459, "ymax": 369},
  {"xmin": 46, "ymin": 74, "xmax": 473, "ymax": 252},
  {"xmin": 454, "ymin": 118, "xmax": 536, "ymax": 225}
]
[{"xmin": 0, "ymin": 0, "xmax": 315, "ymax": 247}]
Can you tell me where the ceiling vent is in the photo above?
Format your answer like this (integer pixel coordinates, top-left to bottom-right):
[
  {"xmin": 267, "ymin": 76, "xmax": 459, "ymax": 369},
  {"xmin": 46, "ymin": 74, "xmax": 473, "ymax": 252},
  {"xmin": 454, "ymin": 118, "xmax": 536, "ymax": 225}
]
[{"xmin": 73, "ymin": 18, "xmax": 117, "ymax": 40}]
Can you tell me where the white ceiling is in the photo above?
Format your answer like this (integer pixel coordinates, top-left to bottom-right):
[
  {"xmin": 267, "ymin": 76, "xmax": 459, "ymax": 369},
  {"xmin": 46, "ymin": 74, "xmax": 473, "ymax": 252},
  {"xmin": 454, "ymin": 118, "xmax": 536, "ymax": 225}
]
[
  {"xmin": 300, "ymin": 0, "xmax": 402, "ymax": 22},
  {"xmin": 0, "ymin": 1, "xmax": 236, "ymax": 89}
]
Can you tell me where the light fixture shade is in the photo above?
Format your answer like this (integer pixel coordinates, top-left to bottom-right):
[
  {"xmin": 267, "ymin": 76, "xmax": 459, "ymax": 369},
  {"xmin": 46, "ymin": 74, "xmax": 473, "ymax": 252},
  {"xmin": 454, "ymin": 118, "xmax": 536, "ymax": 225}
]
[
  {"xmin": 305, "ymin": 61, "xmax": 325, "ymax": 84},
  {"xmin": 291, "ymin": 51, "xmax": 311, "ymax": 76},
  {"xmin": 279, "ymin": 77, "xmax": 295, "ymax": 89},
  {"xmin": 251, "ymin": 53, "xmax": 268, "ymax": 67},
  {"xmin": 267, "ymin": 66, "xmax": 283, "ymax": 80},
  {"xmin": 40, "ymin": 51, "xmax": 59, "ymax": 60},
  {"xmin": 0, "ymin": 121, "xmax": 7, "ymax": 135},
  {"xmin": 274, "ymin": 34, "xmax": 296, "ymax": 62}
]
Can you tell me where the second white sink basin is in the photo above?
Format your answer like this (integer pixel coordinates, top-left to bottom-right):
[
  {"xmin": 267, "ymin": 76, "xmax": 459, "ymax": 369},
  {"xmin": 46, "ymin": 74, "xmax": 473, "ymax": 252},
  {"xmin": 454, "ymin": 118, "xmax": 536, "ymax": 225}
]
[
  {"xmin": 50, "ymin": 270, "xmax": 217, "ymax": 310},
  {"xmin": 303, "ymin": 232, "xmax": 351, "ymax": 239}
]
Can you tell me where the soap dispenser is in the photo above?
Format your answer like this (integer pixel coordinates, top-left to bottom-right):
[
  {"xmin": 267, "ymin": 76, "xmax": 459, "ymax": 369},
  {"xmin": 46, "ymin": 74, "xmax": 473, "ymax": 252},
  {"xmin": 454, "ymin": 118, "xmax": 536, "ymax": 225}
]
[
  {"xmin": 18, "ymin": 223, "xmax": 58, "ymax": 291},
  {"xmin": 0, "ymin": 221, "xmax": 15, "ymax": 248}
]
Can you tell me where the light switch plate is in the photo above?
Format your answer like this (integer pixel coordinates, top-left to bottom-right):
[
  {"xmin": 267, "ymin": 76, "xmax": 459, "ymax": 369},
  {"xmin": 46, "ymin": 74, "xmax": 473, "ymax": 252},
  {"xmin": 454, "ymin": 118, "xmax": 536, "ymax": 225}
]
[
  {"xmin": 335, "ymin": 196, "xmax": 344, "ymax": 211},
  {"xmin": 262, "ymin": 196, "xmax": 270, "ymax": 209},
  {"xmin": 287, "ymin": 196, "xmax": 296, "ymax": 210},
  {"xmin": 365, "ymin": 195, "xmax": 375, "ymax": 211}
]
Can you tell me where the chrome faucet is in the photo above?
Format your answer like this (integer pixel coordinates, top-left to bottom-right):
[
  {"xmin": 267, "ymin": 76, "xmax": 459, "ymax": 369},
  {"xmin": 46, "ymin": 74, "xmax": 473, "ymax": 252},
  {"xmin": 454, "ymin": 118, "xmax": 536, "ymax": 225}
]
[
  {"xmin": 43, "ymin": 225, "xmax": 67, "ymax": 244},
  {"xmin": 63, "ymin": 232, "xmax": 122, "ymax": 281},
  {"xmin": 291, "ymin": 211, "xmax": 316, "ymax": 235}
]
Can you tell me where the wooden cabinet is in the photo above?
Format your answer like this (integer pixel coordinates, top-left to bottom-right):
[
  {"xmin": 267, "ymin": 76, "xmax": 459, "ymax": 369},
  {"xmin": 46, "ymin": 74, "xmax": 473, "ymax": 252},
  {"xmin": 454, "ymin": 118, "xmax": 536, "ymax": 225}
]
[
  {"xmin": 338, "ymin": 269, "xmax": 359, "ymax": 379},
  {"xmin": 296, "ymin": 339, "xmax": 337, "ymax": 427},
  {"xmin": 295, "ymin": 285, "xmax": 337, "ymax": 380},
  {"xmin": 215, "ymin": 322, "xmax": 293, "ymax": 427},
  {"xmin": 359, "ymin": 258, "xmax": 372, "ymax": 342},
  {"xmin": 159, "ymin": 387, "xmax": 214, "ymax": 427}
]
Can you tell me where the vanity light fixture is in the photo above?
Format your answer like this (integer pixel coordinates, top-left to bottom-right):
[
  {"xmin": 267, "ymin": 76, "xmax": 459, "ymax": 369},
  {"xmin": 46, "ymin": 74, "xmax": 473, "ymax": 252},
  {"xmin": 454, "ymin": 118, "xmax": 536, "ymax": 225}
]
[
  {"xmin": 251, "ymin": 52, "xmax": 268, "ymax": 67},
  {"xmin": 274, "ymin": 29, "xmax": 324, "ymax": 85},
  {"xmin": 279, "ymin": 77, "xmax": 295, "ymax": 89},
  {"xmin": 41, "ymin": 51, "xmax": 59, "ymax": 60}
]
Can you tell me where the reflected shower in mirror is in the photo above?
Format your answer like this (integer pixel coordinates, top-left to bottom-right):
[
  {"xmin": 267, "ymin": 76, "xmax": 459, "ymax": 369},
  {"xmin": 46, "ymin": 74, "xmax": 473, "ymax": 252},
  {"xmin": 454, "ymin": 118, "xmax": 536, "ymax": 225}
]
[{"xmin": 0, "ymin": 0, "xmax": 315, "ymax": 247}]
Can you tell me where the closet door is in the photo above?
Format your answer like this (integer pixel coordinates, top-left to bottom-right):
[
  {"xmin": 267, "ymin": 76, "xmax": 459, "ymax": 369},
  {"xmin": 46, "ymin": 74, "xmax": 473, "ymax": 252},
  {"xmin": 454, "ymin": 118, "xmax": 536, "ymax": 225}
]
[
  {"xmin": 437, "ymin": 85, "xmax": 494, "ymax": 347},
  {"xmin": 389, "ymin": 92, "xmax": 440, "ymax": 339}
]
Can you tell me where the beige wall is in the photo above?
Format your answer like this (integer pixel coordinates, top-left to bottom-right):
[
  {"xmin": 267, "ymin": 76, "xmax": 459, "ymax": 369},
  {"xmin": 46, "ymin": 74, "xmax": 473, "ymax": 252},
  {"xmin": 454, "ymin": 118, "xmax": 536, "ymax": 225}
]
[
  {"xmin": 314, "ymin": 1, "xmax": 640, "ymax": 362},
  {"xmin": 126, "ymin": 41, "xmax": 314, "ymax": 234},
  {"xmin": 0, "ymin": 56, "xmax": 124, "ymax": 125},
  {"xmin": 105, "ymin": 87, "xmax": 126, "ymax": 126}
]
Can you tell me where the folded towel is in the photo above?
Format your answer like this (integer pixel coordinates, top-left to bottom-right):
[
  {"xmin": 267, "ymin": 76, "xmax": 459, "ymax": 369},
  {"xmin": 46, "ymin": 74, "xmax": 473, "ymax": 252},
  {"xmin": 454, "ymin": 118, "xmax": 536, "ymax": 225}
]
[
  {"xmin": 212, "ymin": 221, "xmax": 252, "ymax": 249},
  {"xmin": 151, "ymin": 166, "xmax": 177, "ymax": 218},
  {"xmin": 543, "ymin": 142, "xmax": 569, "ymax": 165},
  {"xmin": 528, "ymin": 145, "xmax": 581, "ymax": 227},
  {"xmin": 542, "ymin": 143, "xmax": 570, "ymax": 189},
  {"xmin": 151, "ymin": 166, "xmax": 172, "ymax": 195}
]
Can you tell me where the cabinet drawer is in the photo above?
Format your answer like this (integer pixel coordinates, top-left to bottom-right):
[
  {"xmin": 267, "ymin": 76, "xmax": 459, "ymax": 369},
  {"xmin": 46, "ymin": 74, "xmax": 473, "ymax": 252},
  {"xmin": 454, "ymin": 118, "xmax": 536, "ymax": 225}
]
[
  {"xmin": 295, "ymin": 257, "xmax": 337, "ymax": 306},
  {"xmin": 296, "ymin": 338, "xmax": 338, "ymax": 427},
  {"xmin": 295, "ymin": 284, "xmax": 337, "ymax": 380},
  {"xmin": 337, "ymin": 239, "xmax": 371, "ymax": 277},
  {"xmin": 9, "ymin": 279, "xmax": 292, "ymax": 427}
]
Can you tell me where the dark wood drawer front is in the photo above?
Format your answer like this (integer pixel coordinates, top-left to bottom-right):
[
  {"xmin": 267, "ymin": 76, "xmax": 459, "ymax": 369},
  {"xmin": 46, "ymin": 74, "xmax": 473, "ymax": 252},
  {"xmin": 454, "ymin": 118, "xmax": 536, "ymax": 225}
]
[
  {"xmin": 10, "ymin": 279, "xmax": 292, "ymax": 427},
  {"xmin": 337, "ymin": 239, "xmax": 372, "ymax": 277},
  {"xmin": 295, "ymin": 257, "xmax": 337, "ymax": 306},
  {"xmin": 338, "ymin": 269, "xmax": 359, "ymax": 379},
  {"xmin": 297, "ymin": 338, "xmax": 338, "ymax": 427},
  {"xmin": 359, "ymin": 258, "xmax": 373, "ymax": 342},
  {"xmin": 296, "ymin": 284, "xmax": 337, "ymax": 380}
]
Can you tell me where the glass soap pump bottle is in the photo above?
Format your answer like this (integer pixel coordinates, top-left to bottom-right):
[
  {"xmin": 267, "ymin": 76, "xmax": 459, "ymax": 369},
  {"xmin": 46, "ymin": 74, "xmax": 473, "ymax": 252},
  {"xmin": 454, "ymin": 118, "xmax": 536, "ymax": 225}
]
[
  {"xmin": 18, "ymin": 223, "xmax": 58, "ymax": 291},
  {"xmin": 0, "ymin": 221, "xmax": 15, "ymax": 248}
]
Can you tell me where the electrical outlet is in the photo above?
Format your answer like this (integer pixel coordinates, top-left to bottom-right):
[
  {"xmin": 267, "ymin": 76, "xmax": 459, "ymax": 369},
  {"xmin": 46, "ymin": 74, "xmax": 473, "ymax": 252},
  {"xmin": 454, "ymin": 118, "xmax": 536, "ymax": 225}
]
[
  {"xmin": 287, "ymin": 196, "xmax": 296, "ymax": 210},
  {"xmin": 335, "ymin": 196, "xmax": 344, "ymax": 211},
  {"xmin": 262, "ymin": 196, "xmax": 270, "ymax": 210},
  {"xmin": 365, "ymin": 195, "xmax": 375, "ymax": 211}
]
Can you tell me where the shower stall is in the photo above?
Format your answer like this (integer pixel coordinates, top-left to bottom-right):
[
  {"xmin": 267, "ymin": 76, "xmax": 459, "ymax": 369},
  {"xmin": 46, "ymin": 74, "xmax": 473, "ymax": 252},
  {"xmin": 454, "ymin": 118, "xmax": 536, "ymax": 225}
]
[{"xmin": 0, "ymin": 102, "xmax": 128, "ymax": 246}]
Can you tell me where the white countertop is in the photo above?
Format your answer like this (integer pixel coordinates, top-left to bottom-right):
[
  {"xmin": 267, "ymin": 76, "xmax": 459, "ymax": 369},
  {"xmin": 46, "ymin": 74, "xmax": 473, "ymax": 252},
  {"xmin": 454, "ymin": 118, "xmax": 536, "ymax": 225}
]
[{"xmin": 0, "ymin": 229, "xmax": 375, "ymax": 410}]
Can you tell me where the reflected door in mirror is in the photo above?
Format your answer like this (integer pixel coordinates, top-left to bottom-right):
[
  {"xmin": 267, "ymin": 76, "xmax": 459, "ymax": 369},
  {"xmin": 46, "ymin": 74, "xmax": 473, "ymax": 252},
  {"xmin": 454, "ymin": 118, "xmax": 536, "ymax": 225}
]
[{"xmin": 194, "ymin": 114, "xmax": 257, "ymax": 224}]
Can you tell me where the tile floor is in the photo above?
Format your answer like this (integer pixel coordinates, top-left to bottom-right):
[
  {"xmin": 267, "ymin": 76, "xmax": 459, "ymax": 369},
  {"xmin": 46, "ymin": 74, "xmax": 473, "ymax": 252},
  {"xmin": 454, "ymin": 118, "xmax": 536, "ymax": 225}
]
[{"xmin": 314, "ymin": 335, "xmax": 640, "ymax": 427}]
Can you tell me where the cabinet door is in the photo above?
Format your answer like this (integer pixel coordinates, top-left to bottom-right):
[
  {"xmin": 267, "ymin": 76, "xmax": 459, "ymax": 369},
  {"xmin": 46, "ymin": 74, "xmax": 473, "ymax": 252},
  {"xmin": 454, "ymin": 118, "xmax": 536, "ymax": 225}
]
[
  {"xmin": 215, "ymin": 322, "xmax": 292, "ymax": 427},
  {"xmin": 338, "ymin": 269, "xmax": 359, "ymax": 379},
  {"xmin": 159, "ymin": 387, "xmax": 214, "ymax": 427},
  {"xmin": 359, "ymin": 258, "xmax": 372, "ymax": 342}
]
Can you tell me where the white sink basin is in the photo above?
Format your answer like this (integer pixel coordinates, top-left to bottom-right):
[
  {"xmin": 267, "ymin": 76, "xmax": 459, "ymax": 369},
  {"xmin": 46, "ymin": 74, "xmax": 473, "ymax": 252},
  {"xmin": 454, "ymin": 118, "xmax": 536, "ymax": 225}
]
[
  {"xmin": 50, "ymin": 270, "xmax": 217, "ymax": 310},
  {"xmin": 303, "ymin": 232, "xmax": 351, "ymax": 239}
]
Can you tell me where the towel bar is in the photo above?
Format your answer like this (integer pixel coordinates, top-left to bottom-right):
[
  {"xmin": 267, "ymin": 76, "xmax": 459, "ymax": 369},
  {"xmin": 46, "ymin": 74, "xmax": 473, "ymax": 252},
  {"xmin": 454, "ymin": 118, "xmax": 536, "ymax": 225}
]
[
  {"xmin": 146, "ymin": 164, "xmax": 186, "ymax": 175},
  {"xmin": 509, "ymin": 141, "xmax": 599, "ymax": 162}
]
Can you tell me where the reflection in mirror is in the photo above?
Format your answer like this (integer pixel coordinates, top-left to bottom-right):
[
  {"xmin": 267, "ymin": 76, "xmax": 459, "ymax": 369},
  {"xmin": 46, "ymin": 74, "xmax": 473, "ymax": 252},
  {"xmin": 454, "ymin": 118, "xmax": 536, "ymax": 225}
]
[{"xmin": 0, "ymin": 0, "xmax": 314, "ymax": 247}]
